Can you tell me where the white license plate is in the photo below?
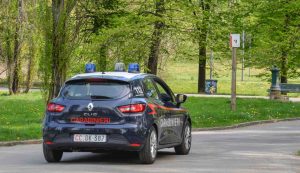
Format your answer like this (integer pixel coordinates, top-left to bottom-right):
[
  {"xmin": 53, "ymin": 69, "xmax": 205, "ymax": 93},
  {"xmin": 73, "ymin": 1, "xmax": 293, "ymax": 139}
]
[{"xmin": 73, "ymin": 134, "xmax": 107, "ymax": 143}]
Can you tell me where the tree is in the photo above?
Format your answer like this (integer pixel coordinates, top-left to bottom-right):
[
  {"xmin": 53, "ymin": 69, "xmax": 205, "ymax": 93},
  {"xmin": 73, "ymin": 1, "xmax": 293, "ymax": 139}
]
[
  {"xmin": 38, "ymin": 0, "xmax": 81, "ymax": 102},
  {"xmin": 147, "ymin": 0, "xmax": 165, "ymax": 75},
  {"xmin": 196, "ymin": 0, "xmax": 211, "ymax": 93},
  {"xmin": 77, "ymin": 0, "xmax": 124, "ymax": 72},
  {"xmin": 250, "ymin": 0, "xmax": 300, "ymax": 83},
  {"xmin": 11, "ymin": 0, "xmax": 25, "ymax": 94},
  {"xmin": 0, "ymin": 0, "xmax": 24, "ymax": 95},
  {"xmin": 187, "ymin": 0, "xmax": 232, "ymax": 93},
  {"xmin": 23, "ymin": 0, "xmax": 39, "ymax": 93}
]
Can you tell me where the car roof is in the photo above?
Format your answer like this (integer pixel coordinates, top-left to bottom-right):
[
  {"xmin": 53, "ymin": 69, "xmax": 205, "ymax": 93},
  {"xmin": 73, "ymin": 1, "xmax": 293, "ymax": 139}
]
[{"xmin": 67, "ymin": 72, "xmax": 155, "ymax": 82}]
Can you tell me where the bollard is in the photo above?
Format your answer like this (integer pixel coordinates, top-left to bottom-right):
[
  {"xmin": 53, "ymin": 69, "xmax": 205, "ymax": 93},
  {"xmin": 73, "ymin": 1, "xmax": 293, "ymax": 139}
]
[{"xmin": 269, "ymin": 67, "xmax": 281, "ymax": 100}]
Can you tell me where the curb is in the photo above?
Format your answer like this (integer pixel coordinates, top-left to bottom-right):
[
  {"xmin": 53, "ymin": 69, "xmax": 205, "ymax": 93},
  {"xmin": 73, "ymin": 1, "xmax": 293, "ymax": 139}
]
[
  {"xmin": 1, "ymin": 118, "xmax": 300, "ymax": 147},
  {"xmin": 192, "ymin": 117, "xmax": 300, "ymax": 131},
  {"xmin": 0, "ymin": 139, "xmax": 42, "ymax": 147}
]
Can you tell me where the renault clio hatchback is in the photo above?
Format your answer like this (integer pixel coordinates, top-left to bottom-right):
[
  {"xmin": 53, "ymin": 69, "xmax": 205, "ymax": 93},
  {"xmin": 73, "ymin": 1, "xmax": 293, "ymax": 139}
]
[{"xmin": 43, "ymin": 66, "xmax": 191, "ymax": 164}]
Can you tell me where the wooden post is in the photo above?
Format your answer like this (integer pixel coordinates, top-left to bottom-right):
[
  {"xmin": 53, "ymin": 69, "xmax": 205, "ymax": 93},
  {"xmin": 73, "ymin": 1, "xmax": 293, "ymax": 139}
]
[
  {"xmin": 230, "ymin": 33, "xmax": 240, "ymax": 111},
  {"xmin": 231, "ymin": 47, "xmax": 237, "ymax": 111}
]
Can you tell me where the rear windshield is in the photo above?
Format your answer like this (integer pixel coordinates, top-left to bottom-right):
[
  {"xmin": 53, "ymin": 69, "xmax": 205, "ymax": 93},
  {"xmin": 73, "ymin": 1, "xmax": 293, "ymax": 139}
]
[{"xmin": 61, "ymin": 80, "xmax": 130, "ymax": 99}]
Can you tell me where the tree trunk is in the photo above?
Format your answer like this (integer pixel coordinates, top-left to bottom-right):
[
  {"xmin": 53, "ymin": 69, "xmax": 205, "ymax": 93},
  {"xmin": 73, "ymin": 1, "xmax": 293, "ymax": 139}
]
[
  {"xmin": 48, "ymin": 0, "xmax": 76, "ymax": 102},
  {"xmin": 0, "ymin": 39, "xmax": 4, "ymax": 62},
  {"xmin": 98, "ymin": 44, "xmax": 108, "ymax": 72},
  {"xmin": 197, "ymin": 0, "xmax": 210, "ymax": 93},
  {"xmin": 4, "ymin": 35, "xmax": 13, "ymax": 95},
  {"xmin": 280, "ymin": 51, "xmax": 288, "ymax": 84},
  {"xmin": 198, "ymin": 40, "xmax": 206, "ymax": 93},
  {"xmin": 11, "ymin": 0, "xmax": 24, "ymax": 94},
  {"xmin": 48, "ymin": 0, "xmax": 64, "ymax": 101},
  {"xmin": 280, "ymin": 14, "xmax": 290, "ymax": 84},
  {"xmin": 24, "ymin": 42, "xmax": 35, "ymax": 93},
  {"xmin": 24, "ymin": 57, "xmax": 33, "ymax": 93},
  {"xmin": 147, "ymin": 0, "xmax": 165, "ymax": 75}
]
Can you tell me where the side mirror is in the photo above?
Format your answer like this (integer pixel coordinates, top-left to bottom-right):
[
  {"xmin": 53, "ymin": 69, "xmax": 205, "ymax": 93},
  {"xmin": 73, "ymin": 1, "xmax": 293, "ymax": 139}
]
[
  {"xmin": 160, "ymin": 93, "xmax": 172, "ymax": 102},
  {"xmin": 176, "ymin": 94, "xmax": 187, "ymax": 105}
]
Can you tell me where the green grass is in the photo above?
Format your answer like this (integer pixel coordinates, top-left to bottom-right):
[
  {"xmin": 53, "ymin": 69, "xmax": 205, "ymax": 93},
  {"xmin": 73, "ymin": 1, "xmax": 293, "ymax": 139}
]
[
  {"xmin": 158, "ymin": 60, "xmax": 300, "ymax": 97},
  {"xmin": 184, "ymin": 97, "xmax": 300, "ymax": 128},
  {"xmin": 0, "ymin": 92, "xmax": 299, "ymax": 141},
  {"xmin": 0, "ymin": 92, "xmax": 45, "ymax": 141}
]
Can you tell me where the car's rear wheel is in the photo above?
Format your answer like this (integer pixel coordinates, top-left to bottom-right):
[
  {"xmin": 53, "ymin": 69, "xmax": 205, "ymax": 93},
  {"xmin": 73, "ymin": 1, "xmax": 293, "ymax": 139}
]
[
  {"xmin": 174, "ymin": 121, "xmax": 191, "ymax": 155},
  {"xmin": 139, "ymin": 126, "xmax": 157, "ymax": 164},
  {"xmin": 43, "ymin": 144, "xmax": 63, "ymax": 163}
]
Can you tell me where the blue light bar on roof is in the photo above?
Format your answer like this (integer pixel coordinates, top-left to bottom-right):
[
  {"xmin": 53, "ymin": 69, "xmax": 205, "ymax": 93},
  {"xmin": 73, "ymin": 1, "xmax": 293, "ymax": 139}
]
[
  {"xmin": 85, "ymin": 63, "xmax": 96, "ymax": 73},
  {"xmin": 128, "ymin": 63, "xmax": 140, "ymax": 73}
]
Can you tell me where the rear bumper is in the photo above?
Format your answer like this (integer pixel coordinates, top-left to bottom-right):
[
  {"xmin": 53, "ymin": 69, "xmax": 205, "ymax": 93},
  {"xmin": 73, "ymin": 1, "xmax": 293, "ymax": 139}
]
[{"xmin": 43, "ymin": 123, "xmax": 147, "ymax": 152}]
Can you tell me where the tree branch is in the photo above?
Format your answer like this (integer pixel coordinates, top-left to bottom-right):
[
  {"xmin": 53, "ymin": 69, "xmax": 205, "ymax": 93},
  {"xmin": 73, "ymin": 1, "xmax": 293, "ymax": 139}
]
[{"xmin": 0, "ymin": 68, "xmax": 7, "ymax": 76}]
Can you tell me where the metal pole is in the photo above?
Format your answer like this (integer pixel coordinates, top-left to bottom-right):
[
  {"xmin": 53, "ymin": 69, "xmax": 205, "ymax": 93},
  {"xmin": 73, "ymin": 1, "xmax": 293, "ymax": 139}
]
[
  {"xmin": 231, "ymin": 47, "xmax": 237, "ymax": 111},
  {"xmin": 248, "ymin": 34, "xmax": 251, "ymax": 77},
  {"xmin": 210, "ymin": 50, "xmax": 213, "ymax": 80},
  {"xmin": 241, "ymin": 31, "xmax": 245, "ymax": 81}
]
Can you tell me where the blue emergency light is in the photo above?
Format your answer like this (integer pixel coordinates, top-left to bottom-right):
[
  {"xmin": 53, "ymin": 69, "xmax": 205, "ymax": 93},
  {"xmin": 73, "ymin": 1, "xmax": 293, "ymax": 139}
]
[
  {"xmin": 85, "ymin": 63, "xmax": 96, "ymax": 73},
  {"xmin": 128, "ymin": 63, "xmax": 140, "ymax": 73}
]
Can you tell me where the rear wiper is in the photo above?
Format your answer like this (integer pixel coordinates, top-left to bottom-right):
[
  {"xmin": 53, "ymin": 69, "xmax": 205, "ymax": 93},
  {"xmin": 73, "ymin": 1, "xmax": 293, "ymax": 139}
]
[{"xmin": 90, "ymin": 95, "xmax": 112, "ymax": 99}]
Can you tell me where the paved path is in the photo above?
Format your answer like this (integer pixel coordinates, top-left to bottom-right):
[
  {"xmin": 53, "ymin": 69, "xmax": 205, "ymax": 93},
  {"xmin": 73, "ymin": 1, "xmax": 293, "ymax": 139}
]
[
  {"xmin": 1, "ymin": 121, "xmax": 300, "ymax": 173},
  {"xmin": 0, "ymin": 87, "xmax": 40, "ymax": 92}
]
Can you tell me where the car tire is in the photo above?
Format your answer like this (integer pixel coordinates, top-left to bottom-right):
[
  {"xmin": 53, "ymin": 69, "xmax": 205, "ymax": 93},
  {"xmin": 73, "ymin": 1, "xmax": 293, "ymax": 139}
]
[
  {"xmin": 174, "ymin": 121, "xmax": 191, "ymax": 155},
  {"xmin": 43, "ymin": 144, "xmax": 63, "ymax": 163},
  {"xmin": 139, "ymin": 126, "xmax": 157, "ymax": 164}
]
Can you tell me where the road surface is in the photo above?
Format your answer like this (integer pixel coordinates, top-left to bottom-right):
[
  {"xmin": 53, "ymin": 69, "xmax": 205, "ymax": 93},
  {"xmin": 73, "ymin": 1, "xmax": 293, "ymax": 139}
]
[{"xmin": 0, "ymin": 121, "xmax": 300, "ymax": 173}]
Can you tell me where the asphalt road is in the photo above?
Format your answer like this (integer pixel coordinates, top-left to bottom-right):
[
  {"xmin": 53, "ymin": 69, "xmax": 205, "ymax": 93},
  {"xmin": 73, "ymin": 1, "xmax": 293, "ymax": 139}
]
[{"xmin": 1, "ymin": 121, "xmax": 300, "ymax": 173}]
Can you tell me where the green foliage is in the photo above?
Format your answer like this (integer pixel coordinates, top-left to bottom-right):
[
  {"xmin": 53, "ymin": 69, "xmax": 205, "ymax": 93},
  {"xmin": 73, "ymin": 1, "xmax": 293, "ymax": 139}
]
[
  {"xmin": 38, "ymin": 0, "xmax": 80, "ymax": 101},
  {"xmin": 245, "ymin": 0, "xmax": 300, "ymax": 80},
  {"xmin": 37, "ymin": 0, "xmax": 53, "ymax": 100},
  {"xmin": 0, "ymin": 0, "xmax": 299, "ymax": 97}
]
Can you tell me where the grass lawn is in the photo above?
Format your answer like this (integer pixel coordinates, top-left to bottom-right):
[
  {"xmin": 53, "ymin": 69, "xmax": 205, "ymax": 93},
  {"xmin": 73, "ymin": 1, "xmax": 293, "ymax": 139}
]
[
  {"xmin": 0, "ymin": 92, "xmax": 300, "ymax": 141},
  {"xmin": 0, "ymin": 92, "xmax": 45, "ymax": 141},
  {"xmin": 158, "ymin": 60, "xmax": 300, "ymax": 97},
  {"xmin": 184, "ymin": 97, "xmax": 300, "ymax": 128}
]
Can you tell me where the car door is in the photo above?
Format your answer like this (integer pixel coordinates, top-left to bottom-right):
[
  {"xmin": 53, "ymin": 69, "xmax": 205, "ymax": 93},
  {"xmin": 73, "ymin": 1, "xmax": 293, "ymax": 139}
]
[
  {"xmin": 142, "ymin": 77, "xmax": 171, "ymax": 145},
  {"xmin": 152, "ymin": 78, "xmax": 185, "ymax": 144}
]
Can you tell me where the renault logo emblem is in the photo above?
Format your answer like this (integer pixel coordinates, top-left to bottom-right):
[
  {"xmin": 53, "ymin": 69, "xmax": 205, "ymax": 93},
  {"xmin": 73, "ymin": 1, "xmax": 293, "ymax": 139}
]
[{"xmin": 87, "ymin": 103, "xmax": 94, "ymax": 111}]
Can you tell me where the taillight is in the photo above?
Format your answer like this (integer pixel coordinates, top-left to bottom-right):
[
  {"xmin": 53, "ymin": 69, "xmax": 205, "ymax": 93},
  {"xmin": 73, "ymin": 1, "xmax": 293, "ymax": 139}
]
[
  {"xmin": 118, "ymin": 104, "xmax": 146, "ymax": 113},
  {"xmin": 47, "ymin": 103, "xmax": 65, "ymax": 112}
]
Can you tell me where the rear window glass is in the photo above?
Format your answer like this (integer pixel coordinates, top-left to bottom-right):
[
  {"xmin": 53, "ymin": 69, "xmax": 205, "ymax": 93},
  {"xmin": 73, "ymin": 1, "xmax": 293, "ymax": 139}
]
[{"xmin": 61, "ymin": 80, "xmax": 130, "ymax": 99}]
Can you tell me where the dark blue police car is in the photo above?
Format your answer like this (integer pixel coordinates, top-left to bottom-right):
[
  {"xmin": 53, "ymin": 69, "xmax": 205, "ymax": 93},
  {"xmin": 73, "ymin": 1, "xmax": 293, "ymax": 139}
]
[{"xmin": 43, "ymin": 63, "xmax": 192, "ymax": 164}]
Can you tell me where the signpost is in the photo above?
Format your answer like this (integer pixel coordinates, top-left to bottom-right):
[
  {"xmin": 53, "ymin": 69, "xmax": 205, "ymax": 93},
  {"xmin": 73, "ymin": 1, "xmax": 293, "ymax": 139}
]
[
  {"xmin": 241, "ymin": 31, "xmax": 245, "ymax": 81},
  {"xmin": 230, "ymin": 34, "xmax": 240, "ymax": 111}
]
